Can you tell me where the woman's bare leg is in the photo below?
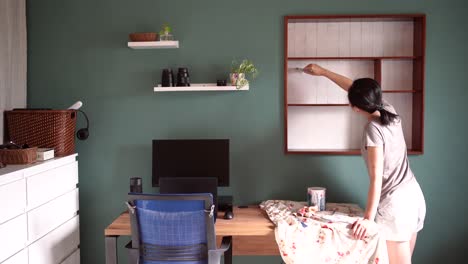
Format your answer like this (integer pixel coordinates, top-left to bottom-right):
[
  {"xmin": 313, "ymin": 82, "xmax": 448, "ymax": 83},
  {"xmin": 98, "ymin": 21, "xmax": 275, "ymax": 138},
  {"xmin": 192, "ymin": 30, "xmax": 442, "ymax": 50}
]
[
  {"xmin": 410, "ymin": 233, "xmax": 418, "ymax": 256},
  {"xmin": 387, "ymin": 240, "xmax": 412, "ymax": 264}
]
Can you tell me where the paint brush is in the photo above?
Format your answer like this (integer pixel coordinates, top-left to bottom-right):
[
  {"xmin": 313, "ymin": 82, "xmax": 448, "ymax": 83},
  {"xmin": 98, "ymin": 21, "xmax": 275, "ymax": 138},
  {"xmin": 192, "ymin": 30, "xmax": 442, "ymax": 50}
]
[{"xmin": 288, "ymin": 67, "xmax": 304, "ymax": 72}]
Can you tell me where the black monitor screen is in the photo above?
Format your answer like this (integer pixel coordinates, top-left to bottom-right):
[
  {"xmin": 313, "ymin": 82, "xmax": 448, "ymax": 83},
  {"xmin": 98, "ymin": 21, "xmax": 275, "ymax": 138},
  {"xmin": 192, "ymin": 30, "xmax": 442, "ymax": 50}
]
[{"xmin": 152, "ymin": 139, "xmax": 229, "ymax": 187}]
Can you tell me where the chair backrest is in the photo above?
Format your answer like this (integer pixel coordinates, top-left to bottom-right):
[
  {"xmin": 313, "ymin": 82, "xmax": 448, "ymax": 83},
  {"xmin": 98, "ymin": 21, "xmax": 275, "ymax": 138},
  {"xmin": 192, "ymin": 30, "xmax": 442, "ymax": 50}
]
[
  {"xmin": 159, "ymin": 177, "xmax": 218, "ymax": 221},
  {"xmin": 127, "ymin": 193, "xmax": 216, "ymax": 264}
]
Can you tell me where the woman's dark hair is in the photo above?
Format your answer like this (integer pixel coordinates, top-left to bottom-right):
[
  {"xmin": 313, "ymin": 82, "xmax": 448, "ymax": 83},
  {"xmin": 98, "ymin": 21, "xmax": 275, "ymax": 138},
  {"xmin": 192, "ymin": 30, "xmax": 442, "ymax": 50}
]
[{"xmin": 348, "ymin": 78, "xmax": 399, "ymax": 126}]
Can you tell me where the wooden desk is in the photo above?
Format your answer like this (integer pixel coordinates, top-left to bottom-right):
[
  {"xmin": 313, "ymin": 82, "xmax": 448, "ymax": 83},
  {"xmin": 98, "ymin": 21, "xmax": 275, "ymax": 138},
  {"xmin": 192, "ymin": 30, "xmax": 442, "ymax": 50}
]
[{"xmin": 104, "ymin": 206, "xmax": 279, "ymax": 264}]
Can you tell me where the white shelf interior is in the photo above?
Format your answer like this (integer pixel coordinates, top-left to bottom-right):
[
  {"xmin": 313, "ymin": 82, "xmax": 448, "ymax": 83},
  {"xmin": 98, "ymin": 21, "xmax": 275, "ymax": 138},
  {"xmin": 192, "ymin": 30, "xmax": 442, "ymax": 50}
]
[
  {"xmin": 154, "ymin": 83, "xmax": 249, "ymax": 92},
  {"xmin": 128, "ymin": 41, "xmax": 179, "ymax": 49},
  {"xmin": 288, "ymin": 19, "xmax": 414, "ymax": 57},
  {"xmin": 288, "ymin": 106, "xmax": 366, "ymax": 150},
  {"xmin": 381, "ymin": 60, "xmax": 413, "ymax": 90},
  {"xmin": 382, "ymin": 93, "xmax": 413, "ymax": 148},
  {"xmin": 287, "ymin": 94, "xmax": 414, "ymax": 151},
  {"xmin": 288, "ymin": 60, "xmax": 374, "ymax": 104}
]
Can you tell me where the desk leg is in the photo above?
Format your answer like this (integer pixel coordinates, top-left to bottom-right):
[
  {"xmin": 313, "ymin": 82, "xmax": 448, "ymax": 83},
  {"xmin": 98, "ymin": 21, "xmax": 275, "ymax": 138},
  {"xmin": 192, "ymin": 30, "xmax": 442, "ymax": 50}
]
[
  {"xmin": 106, "ymin": 236, "xmax": 118, "ymax": 264},
  {"xmin": 225, "ymin": 238, "xmax": 232, "ymax": 264}
]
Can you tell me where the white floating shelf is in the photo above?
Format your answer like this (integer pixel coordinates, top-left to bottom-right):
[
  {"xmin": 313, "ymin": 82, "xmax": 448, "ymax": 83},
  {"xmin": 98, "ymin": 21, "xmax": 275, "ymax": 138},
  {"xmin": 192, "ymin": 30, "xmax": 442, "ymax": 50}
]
[
  {"xmin": 154, "ymin": 83, "xmax": 249, "ymax": 92},
  {"xmin": 128, "ymin": 41, "xmax": 179, "ymax": 49}
]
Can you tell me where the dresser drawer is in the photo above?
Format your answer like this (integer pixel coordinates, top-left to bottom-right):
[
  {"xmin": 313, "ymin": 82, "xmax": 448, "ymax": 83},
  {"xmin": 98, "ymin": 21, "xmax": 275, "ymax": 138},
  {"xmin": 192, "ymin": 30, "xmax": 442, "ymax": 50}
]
[
  {"xmin": 0, "ymin": 170, "xmax": 23, "ymax": 186},
  {"xmin": 29, "ymin": 215, "xmax": 79, "ymax": 264},
  {"xmin": 27, "ymin": 189, "xmax": 79, "ymax": 243},
  {"xmin": 0, "ymin": 214, "xmax": 27, "ymax": 263},
  {"xmin": 27, "ymin": 162, "xmax": 78, "ymax": 210},
  {"xmin": 1, "ymin": 248, "xmax": 28, "ymax": 264},
  {"xmin": 0, "ymin": 179, "xmax": 26, "ymax": 224},
  {"xmin": 60, "ymin": 249, "xmax": 80, "ymax": 264}
]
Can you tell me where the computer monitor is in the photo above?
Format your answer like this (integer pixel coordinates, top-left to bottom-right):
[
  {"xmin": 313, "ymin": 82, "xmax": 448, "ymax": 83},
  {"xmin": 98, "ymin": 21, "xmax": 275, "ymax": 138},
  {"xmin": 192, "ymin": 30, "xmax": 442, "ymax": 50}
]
[{"xmin": 152, "ymin": 139, "xmax": 229, "ymax": 187}]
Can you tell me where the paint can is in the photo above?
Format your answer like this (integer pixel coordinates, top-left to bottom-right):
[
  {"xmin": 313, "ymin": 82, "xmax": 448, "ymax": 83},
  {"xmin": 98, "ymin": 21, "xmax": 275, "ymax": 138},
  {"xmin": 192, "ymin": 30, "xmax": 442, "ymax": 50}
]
[{"xmin": 307, "ymin": 187, "xmax": 326, "ymax": 211}]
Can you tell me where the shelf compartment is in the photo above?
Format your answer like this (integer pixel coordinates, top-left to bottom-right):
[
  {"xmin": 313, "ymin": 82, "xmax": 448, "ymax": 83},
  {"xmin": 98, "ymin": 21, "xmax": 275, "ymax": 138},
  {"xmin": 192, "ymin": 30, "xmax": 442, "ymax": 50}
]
[
  {"xmin": 381, "ymin": 59, "xmax": 413, "ymax": 91},
  {"xmin": 154, "ymin": 83, "xmax": 248, "ymax": 92},
  {"xmin": 287, "ymin": 106, "xmax": 366, "ymax": 151},
  {"xmin": 288, "ymin": 56, "xmax": 418, "ymax": 60},
  {"xmin": 382, "ymin": 90, "xmax": 418, "ymax": 93},
  {"xmin": 287, "ymin": 60, "xmax": 373, "ymax": 104},
  {"xmin": 287, "ymin": 20, "xmax": 415, "ymax": 58},
  {"xmin": 288, "ymin": 104, "xmax": 349, "ymax": 106},
  {"xmin": 383, "ymin": 93, "xmax": 414, "ymax": 149},
  {"xmin": 287, "ymin": 149, "xmax": 361, "ymax": 155},
  {"xmin": 288, "ymin": 149, "xmax": 422, "ymax": 155},
  {"xmin": 128, "ymin": 41, "xmax": 179, "ymax": 49}
]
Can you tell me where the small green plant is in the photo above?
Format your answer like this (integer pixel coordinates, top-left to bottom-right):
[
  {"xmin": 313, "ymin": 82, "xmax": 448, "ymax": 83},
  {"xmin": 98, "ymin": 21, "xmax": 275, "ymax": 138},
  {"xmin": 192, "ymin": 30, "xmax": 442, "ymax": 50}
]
[
  {"xmin": 159, "ymin": 23, "xmax": 172, "ymax": 36},
  {"xmin": 230, "ymin": 59, "xmax": 259, "ymax": 89}
]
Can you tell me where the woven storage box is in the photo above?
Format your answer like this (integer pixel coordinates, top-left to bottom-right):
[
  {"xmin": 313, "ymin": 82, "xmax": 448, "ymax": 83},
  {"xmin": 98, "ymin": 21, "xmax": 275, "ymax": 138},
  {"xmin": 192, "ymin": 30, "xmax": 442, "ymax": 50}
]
[
  {"xmin": 5, "ymin": 110, "xmax": 77, "ymax": 156},
  {"xmin": 0, "ymin": 147, "xmax": 37, "ymax": 164}
]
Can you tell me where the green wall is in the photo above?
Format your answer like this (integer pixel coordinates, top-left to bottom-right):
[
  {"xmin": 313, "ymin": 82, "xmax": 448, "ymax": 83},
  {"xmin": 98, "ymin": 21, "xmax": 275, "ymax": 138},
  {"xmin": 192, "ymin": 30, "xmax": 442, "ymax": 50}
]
[{"xmin": 27, "ymin": 0, "xmax": 468, "ymax": 263}]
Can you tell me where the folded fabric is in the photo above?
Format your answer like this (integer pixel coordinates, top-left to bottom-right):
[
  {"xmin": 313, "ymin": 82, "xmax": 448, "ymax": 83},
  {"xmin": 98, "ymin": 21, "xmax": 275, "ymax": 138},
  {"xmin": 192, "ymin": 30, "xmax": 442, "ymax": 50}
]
[{"xmin": 260, "ymin": 200, "xmax": 389, "ymax": 264}]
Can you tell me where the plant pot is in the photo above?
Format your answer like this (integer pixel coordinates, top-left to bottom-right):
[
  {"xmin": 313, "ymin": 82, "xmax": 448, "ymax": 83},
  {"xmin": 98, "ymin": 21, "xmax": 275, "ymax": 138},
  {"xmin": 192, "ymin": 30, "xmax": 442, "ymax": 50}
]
[
  {"xmin": 159, "ymin": 33, "xmax": 174, "ymax": 41},
  {"xmin": 230, "ymin": 73, "xmax": 248, "ymax": 89}
]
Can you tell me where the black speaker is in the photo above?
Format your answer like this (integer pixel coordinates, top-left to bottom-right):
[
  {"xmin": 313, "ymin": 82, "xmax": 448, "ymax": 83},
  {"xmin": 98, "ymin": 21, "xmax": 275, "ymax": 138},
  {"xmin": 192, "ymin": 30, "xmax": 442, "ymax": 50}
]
[
  {"xmin": 76, "ymin": 110, "xmax": 89, "ymax": 140},
  {"xmin": 130, "ymin": 177, "xmax": 143, "ymax": 193}
]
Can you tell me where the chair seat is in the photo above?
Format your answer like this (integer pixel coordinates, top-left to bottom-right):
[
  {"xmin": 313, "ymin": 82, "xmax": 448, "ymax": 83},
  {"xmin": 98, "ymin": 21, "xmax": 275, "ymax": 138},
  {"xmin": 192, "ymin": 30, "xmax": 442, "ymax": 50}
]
[{"xmin": 126, "ymin": 243, "xmax": 207, "ymax": 264}]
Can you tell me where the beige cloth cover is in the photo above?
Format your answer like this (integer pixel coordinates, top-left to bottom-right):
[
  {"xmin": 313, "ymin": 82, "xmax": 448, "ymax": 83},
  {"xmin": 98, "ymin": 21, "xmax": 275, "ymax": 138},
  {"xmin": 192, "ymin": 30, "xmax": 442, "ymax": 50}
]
[{"xmin": 260, "ymin": 200, "xmax": 388, "ymax": 264}]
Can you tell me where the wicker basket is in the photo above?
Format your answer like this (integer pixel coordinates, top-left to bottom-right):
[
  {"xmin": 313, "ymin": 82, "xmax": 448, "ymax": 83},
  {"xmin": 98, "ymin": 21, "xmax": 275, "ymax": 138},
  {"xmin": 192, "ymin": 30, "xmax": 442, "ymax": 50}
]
[
  {"xmin": 5, "ymin": 110, "xmax": 77, "ymax": 156},
  {"xmin": 0, "ymin": 147, "xmax": 37, "ymax": 164},
  {"xmin": 129, "ymin": 32, "xmax": 157, "ymax": 41}
]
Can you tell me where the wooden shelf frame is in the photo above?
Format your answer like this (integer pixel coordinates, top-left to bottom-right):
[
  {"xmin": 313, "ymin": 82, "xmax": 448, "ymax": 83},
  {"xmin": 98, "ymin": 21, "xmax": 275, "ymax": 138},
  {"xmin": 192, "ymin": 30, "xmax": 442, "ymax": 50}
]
[
  {"xmin": 288, "ymin": 56, "xmax": 419, "ymax": 60},
  {"xmin": 284, "ymin": 14, "xmax": 426, "ymax": 155},
  {"xmin": 382, "ymin": 90, "xmax": 419, "ymax": 93},
  {"xmin": 288, "ymin": 104, "xmax": 349, "ymax": 107},
  {"xmin": 287, "ymin": 149, "xmax": 423, "ymax": 155}
]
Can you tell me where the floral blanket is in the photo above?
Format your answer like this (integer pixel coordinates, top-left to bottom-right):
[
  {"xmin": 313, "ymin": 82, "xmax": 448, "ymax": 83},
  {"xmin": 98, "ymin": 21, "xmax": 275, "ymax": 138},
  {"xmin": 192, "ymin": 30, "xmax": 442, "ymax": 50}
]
[{"xmin": 260, "ymin": 200, "xmax": 388, "ymax": 264}]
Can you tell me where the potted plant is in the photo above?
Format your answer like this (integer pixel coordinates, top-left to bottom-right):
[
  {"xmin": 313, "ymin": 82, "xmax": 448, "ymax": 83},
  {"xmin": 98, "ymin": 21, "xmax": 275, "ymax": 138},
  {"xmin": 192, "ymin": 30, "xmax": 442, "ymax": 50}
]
[
  {"xmin": 230, "ymin": 59, "xmax": 259, "ymax": 89},
  {"xmin": 159, "ymin": 23, "xmax": 174, "ymax": 41}
]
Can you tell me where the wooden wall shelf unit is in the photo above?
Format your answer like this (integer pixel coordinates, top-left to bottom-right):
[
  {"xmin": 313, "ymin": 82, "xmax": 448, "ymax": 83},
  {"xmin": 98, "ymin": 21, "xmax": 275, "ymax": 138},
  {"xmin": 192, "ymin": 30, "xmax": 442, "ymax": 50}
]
[
  {"xmin": 284, "ymin": 14, "xmax": 425, "ymax": 155},
  {"xmin": 154, "ymin": 83, "xmax": 248, "ymax": 92},
  {"xmin": 128, "ymin": 41, "xmax": 179, "ymax": 49}
]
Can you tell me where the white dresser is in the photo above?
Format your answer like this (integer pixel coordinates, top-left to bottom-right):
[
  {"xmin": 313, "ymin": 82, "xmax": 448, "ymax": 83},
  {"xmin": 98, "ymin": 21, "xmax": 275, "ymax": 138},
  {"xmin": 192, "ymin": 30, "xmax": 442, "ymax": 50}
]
[{"xmin": 0, "ymin": 154, "xmax": 80, "ymax": 264}]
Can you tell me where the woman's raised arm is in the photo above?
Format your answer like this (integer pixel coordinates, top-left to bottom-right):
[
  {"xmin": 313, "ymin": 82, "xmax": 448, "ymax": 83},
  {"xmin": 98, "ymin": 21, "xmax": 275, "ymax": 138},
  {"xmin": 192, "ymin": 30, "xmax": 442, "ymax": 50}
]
[{"xmin": 303, "ymin": 64, "xmax": 353, "ymax": 92}]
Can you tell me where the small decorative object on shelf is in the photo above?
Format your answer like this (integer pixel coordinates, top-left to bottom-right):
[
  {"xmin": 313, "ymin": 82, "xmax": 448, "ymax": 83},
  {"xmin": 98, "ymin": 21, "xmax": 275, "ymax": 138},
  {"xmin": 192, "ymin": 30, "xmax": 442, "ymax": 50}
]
[
  {"xmin": 130, "ymin": 177, "xmax": 143, "ymax": 193},
  {"xmin": 159, "ymin": 23, "xmax": 174, "ymax": 41},
  {"xmin": 161, "ymin": 68, "xmax": 175, "ymax": 87},
  {"xmin": 176, "ymin": 67, "xmax": 190, "ymax": 86},
  {"xmin": 217, "ymin": 80, "xmax": 227, "ymax": 86},
  {"xmin": 37, "ymin": 148, "xmax": 55, "ymax": 161},
  {"xmin": 230, "ymin": 59, "xmax": 259, "ymax": 89},
  {"xmin": 129, "ymin": 32, "xmax": 157, "ymax": 42}
]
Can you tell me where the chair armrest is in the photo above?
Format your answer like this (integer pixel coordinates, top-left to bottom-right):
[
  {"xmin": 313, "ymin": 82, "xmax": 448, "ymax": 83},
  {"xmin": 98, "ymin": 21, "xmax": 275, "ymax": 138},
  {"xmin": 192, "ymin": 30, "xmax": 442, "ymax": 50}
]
[{"xmin": 208, "ymin": 236, "xmax": 232, "ymax": 264}]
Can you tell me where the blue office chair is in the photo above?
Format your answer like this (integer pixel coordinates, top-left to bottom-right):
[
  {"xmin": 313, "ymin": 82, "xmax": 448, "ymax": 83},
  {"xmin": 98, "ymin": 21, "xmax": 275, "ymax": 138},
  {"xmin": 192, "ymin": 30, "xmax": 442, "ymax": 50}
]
[{"xmin": 126, "ymin": 193, "xmax": 232, "ymax": 264}]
